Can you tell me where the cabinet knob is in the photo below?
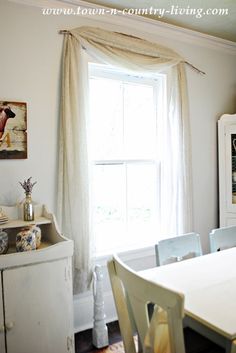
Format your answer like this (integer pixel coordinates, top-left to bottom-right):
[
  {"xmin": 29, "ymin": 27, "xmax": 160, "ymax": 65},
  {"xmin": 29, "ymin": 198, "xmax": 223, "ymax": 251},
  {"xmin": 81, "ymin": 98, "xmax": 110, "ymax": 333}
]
[
  {"xmin": 6, "ymin": 322, "xmax": 14, "ymax": 331},
  {"xmin": 0, "ymin": 325, "xmax": 4, "ymax": 333}
]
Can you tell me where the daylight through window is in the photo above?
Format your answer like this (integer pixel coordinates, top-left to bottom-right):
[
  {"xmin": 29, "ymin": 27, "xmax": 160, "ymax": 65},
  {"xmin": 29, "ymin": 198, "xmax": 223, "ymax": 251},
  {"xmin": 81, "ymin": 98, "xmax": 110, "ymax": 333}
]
[{"xmin": 89, "ymin": 64, "xmax": 166, "ymax": 255}]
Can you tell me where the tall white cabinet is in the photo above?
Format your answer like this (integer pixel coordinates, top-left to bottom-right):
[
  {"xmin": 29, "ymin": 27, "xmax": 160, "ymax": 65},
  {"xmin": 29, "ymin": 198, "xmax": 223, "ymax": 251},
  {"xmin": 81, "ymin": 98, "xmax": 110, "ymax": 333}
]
[
  {"xmin": 0, "ymin": 205, "xmax": 74, "ymax": 353},
  {"xmin": 218, "ymin": 114, "xmax": 236, "ymax": 226}
]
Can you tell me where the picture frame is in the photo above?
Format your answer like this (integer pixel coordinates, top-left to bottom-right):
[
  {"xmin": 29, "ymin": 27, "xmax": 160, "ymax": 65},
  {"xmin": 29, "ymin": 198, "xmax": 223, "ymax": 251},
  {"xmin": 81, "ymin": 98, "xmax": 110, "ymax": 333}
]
[{"xmin": 0, "ymin": 101, "xmax": 27, "ymax": 159}]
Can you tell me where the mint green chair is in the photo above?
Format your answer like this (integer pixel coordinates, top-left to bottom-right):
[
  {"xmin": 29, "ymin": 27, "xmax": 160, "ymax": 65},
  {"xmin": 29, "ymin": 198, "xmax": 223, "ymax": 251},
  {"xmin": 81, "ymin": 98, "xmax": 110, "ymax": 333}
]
[
  {"xmin": 155, "ymin": 232, "xmax": 202, "ymax": 266},
  {"xmin": 209, "ymin": 226, "xmax": 236, "ymax": 252}
]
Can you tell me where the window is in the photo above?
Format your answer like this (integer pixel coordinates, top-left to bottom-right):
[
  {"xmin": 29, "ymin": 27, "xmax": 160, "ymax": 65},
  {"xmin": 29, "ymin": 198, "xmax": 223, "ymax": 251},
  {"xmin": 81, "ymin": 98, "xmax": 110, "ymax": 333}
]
[{"xmin": 89, "ymin": 64, "xmax": 166, "ymax": 256}]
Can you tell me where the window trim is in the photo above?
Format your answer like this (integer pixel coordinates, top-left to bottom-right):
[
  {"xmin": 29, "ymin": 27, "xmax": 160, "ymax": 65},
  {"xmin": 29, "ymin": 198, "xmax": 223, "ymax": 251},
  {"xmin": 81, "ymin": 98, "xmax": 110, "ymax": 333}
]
[{"xmin": 89, "ymin": 63, "xmax": 166, "ymax": 255}]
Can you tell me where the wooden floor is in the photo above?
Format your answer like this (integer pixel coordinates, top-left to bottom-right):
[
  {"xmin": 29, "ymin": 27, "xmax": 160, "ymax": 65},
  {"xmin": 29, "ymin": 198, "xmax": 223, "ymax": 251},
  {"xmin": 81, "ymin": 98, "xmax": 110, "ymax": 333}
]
[
  {"xmin": 75, "ymin": 321, "xmax": 225, "ymax": 353},
  {"xmin": 75, "ymin": 321, "xmax": 121, "ymax": 353}
]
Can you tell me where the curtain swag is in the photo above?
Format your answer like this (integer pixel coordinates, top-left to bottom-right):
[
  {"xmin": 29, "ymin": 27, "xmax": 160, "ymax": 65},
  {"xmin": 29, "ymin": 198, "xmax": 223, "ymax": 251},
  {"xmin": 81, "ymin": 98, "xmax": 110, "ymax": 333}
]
[
  {"xmin": 58, "ymin": 25, "xmax": 199, "ymax": 294},
  {"xmin": 59, "ymin": 27, "xmax": 205, "ymax": 75}
]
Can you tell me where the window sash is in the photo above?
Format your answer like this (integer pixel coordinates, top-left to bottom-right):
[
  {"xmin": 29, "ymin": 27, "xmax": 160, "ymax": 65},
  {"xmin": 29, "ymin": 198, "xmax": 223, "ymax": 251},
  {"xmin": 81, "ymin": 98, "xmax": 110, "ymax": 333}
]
[{"xmin": 89, "ymin": 64, "xmax": 165, "ymax": 254}]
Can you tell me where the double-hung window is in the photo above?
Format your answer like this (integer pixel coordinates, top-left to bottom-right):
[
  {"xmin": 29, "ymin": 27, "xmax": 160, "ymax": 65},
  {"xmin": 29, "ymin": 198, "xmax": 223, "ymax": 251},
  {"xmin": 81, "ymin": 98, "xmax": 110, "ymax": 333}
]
[{"xmin": 89, "ymin": 64, "xmax": 166, "ymax": 256}]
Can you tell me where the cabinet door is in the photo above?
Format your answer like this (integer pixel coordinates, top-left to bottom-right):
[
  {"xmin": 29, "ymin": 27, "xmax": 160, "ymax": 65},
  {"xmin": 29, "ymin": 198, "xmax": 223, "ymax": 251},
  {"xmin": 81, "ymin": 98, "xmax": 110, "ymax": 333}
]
[
  {"xmin": 0, "ymin": 274, "xmax": 6, "ymax": 353},
  {"xmin": 224, "ymin": 125, "xmax": 236, "ymax": 213},
  {"xmin": 3, "ymin": 259, "xmax": 74, "ymax": 353},
  {"xmin": 218, "ymin": 115, "xmax": 236, "ymax": 226}
]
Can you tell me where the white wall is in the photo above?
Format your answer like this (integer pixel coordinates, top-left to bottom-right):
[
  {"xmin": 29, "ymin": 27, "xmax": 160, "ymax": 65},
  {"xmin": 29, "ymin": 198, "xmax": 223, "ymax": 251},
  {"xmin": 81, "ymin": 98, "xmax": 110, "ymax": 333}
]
[{"xmin": 1, "ymin": 0, "xmax": 236, "ymax": 332}]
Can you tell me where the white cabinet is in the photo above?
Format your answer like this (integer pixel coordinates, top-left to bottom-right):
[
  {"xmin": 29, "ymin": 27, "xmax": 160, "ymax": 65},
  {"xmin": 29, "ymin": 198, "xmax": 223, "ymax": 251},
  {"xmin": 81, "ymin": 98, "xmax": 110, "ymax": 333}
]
[
  {"xmin": 218, "ymin": 114, "xmax": 236, "ymax": 226},
  {"xmin": 0, "ymin": 205, "xmax": 74, "ymax": 353}
]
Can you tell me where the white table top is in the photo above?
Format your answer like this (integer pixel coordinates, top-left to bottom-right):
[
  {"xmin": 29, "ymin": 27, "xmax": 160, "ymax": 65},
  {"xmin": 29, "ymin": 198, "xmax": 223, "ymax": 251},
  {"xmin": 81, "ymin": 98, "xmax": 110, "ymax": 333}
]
[{"xmin": 140, "ymin": 247, "xmax": 236, "ymax": 340}]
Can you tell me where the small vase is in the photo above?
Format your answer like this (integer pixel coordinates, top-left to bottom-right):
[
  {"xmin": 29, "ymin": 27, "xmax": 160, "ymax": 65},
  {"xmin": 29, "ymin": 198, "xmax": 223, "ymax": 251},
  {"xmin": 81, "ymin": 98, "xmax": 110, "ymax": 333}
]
[
  {"xmin": 16, "ymin": 226, "xmax": 36, "ymax": 252},
  {"xmin": 23, "ymin": 192, "xmax": 34, "ymax": 221},
  {"xmin": 0, "ymin": 229, "xmax": 8, "ymax": 255}
]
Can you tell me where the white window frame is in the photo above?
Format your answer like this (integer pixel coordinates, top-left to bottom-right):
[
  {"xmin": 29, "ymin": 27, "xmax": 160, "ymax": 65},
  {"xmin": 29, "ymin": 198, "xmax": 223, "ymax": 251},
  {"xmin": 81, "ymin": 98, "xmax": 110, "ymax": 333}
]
[{"xmin": 89, "ymin": 63, "xmax": 166, "ymax": 255}]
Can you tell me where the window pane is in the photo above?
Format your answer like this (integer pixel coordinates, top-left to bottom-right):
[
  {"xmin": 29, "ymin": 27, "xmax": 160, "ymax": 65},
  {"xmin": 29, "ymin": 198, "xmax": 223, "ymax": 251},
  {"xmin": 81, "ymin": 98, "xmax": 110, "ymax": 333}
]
[
  {"xmin": 93, "ymin": 162, "xmax": 159, "ymax": 254},
  {"xmin": 90, "ymin": 78, "xmax": 123, "ymax": 160},
  {"xmin": 124, "ymin": 82, "xmax": 156, "ymax": 159},
  {"xmin": 93, "ymin": 164, "xmax": 125, "ymax": 254},
  {"xmin": 127, "ymin": 163, "xmax": 158, "ymax": 246}
]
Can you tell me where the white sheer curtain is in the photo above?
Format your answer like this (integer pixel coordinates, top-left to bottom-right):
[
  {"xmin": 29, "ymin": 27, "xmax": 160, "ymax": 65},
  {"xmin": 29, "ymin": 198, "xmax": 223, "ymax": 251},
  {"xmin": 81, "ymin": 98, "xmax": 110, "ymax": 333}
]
[
  {"xmin": 57, "ymin": 34, "xmax": 92, "ymax": 293},
  {"xmin": 58, "ymin": 26, "xmax": 193, "ymax": 293}
]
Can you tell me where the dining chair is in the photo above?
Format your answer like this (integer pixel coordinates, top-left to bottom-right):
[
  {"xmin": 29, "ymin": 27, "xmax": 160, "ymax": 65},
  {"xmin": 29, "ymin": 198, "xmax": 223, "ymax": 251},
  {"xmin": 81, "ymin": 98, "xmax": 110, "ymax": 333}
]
[
  {"xmin": 155, "ymin": 232, "xmax": 203, "ymax": 266},
  {"xmin": 107, "ymin": 254, "xmax": 225, "ymax": 353},
  {"xmin": 107, "ymin": 254, "xmax": 186, "ymax": 353},
  {"xmin": 209, "ymin": 225, "xmax": 236, "ymax": 252}
]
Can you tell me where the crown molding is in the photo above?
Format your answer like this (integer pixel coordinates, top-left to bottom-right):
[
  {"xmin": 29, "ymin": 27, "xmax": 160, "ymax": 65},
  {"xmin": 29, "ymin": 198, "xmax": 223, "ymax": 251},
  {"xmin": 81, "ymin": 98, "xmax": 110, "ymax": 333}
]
[{"xmin": 8, "ymin": 0, "xmax": 236, "ymax": 55}]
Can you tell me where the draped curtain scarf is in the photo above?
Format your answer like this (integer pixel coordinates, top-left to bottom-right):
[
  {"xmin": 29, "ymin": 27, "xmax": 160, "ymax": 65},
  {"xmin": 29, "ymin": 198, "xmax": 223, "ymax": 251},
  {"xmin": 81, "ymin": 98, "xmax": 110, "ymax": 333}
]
[{"xmin": 57, "ymin": 26, "xmax": 193, "ymax": 294}]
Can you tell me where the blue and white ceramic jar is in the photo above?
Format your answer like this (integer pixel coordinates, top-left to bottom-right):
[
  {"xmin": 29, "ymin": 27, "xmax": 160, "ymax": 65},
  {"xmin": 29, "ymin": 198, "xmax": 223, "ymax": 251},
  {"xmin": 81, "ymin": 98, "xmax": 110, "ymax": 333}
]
[
  {"xmin": 16, "ymin": 226, "xmax": 36, "ymax": 252},
  {"xmin": 0, "ymin": 229, "xmax": 8, "ymax": 254},
  {"xmin": 32, "ymin": 225, "xmax": 41, "ymax": 249}
]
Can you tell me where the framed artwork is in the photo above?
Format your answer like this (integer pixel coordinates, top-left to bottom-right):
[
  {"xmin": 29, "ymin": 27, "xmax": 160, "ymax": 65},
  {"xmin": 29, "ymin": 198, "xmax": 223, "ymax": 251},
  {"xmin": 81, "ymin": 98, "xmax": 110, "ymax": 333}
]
[{"xmin": 0, "ymin": 101, "xmax": 27, "ymax": 159}]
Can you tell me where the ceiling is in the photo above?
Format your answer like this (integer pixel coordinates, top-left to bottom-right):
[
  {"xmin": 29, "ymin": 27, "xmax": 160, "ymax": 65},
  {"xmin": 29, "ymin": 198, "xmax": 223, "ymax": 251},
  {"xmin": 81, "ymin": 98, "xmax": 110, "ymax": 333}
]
[{"xmin": 80, "ymin": 0, "xmax": 236, "ymax": 42}]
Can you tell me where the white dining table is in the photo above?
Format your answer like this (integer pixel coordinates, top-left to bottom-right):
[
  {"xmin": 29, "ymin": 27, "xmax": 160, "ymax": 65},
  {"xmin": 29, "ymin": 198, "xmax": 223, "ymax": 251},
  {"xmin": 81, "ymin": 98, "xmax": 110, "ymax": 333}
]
[{"xmin": 139, "ymin": 247, "xmax": 236, "ymax": 353}]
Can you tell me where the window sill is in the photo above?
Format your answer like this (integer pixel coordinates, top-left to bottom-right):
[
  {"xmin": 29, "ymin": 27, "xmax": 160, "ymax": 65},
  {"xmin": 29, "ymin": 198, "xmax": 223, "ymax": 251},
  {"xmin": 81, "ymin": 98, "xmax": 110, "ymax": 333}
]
[{"xmin": 94, "ymin": 244, "xmax": 156, "ymax": 266}]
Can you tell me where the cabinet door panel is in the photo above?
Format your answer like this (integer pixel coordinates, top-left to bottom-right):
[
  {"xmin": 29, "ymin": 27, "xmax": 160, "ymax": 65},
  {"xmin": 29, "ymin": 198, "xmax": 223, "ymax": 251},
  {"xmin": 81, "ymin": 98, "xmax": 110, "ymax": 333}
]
[
  {"xmin": 0, "ymin": 274, "xmax": 5, "ymax": 353},
  {"xmin": 3, "ymin": 259, "xmax": 74, "ymax": 353},
  {"xmin": 218, "ymin": 114, "xmax": 236, "ymax": 226}
]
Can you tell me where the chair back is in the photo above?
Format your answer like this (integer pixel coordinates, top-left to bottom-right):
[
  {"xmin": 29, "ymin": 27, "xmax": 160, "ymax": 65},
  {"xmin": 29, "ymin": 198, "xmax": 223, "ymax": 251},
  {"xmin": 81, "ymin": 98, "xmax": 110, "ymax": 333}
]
[
  {"xmin": 209, "ymin": 225, "xmax": 236, "ymax": 252},
  {"xmin": 107, "ymin": 254, "xmax": 185, "ymax": 353},
  {"xmin": 155, "ymin": 232, "xmax": 202, "ymax": 266}
]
